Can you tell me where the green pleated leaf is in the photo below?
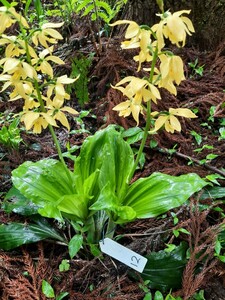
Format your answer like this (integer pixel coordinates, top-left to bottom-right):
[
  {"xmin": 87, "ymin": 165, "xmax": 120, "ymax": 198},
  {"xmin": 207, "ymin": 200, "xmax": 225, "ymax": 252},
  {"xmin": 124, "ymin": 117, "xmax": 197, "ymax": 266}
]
[
  {"xmin": 90, "ymin": 182, "xmax": 136, "ymax": 223},
  {"xmin": 38, "ymin": 204, "xmax": 63, "ymax": 221},
  {"xmin": 90, "ymin": 182, "xmax": 119, "ymax": 211},
  {"xmin": 124, "ymin": 172, "xmax": 208, "ymax": 218},
  {"xmin": 57, "ymin": 194, "xmax": 88, "ymax": 220},
  {"xmin": 12, "ymin": 159, "xmax": 75, "ymax": 207},
  {"xmin": 74, "ymin": 125, "xmax": 134, "ymax": 200},
  {"xmin": 141, "ymin": 242, "xmax": 188, "ymax": 292},
  {"xmin": 0, "ymin": 218, "xmax": 66, "ymax": 250}
]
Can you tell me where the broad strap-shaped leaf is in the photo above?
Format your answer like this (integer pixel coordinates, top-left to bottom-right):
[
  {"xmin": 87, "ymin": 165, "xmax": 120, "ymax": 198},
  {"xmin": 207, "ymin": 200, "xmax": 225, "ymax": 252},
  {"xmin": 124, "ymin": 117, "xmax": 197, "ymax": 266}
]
[
  {"xmin": 57, "ymin": 194, "xmax": 89, "ymax": 220},
  {"xmin": 90, "ymin": 182, "xmax": 136, "ymax": 223},
  {"xmin": 200, "ymin": 186, "xmax": 225, "ymax": 200},
  {"xmin": 11, "ymin": 159, "xmax": 75, "ymax": 207},
  {"xmin": 40, "ymin": 170, "xmax": 101, "ymax": 221},
  {"xmin": 123, "ymin": 172, "xmax": 208, "ymax": 218},
  {"xmin": 74, "ymin": 125, "xmax": 134, "ymax": 200},
  {"xmin": 38, "ymin": 204, "xmax": 63, "ymax": 221},
  {"xmin": 0, "ymin": 218, "xmax": 67, "ymax": 250},
  {"xmin": 3, "ymin": 186, "xmax": 39, "ymax": 216},
  {"xmin": 141, "ymin": 242, "xmax": 188, "ymax": 292}
]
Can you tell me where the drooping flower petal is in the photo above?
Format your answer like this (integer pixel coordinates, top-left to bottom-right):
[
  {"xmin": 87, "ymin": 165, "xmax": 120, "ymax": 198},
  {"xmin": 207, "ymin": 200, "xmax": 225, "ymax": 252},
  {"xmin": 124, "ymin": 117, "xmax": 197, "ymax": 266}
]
[
  {"xmin": 169, "ymin": 108, "xmax": 197, "ymax": 118},
  {"xmin": 169, "ymin": 115, "xmax": 181, "ymax": 132}
]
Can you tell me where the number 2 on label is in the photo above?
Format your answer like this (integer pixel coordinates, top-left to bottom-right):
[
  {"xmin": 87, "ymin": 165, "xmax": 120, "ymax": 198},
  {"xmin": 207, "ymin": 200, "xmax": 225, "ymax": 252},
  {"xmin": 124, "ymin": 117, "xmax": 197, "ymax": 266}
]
[{"xmin": 130, "ymin": 255, "xmax": 141, "ymax": 267}]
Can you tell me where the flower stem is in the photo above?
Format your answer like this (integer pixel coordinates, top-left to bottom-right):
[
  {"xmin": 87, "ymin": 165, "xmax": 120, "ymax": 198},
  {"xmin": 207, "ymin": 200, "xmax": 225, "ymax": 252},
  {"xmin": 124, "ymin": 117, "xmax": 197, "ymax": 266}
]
[
  {"xmin": 47, "ymin": 124, "xmax": 73, "ymax": 182},
  {"xmin": 128, "ymin": 101, "xmax": 151, "ymax": 183},
  {"xmin": 22, "ymin": 25, "xmax": 72, "ymax": 182},
  {"xmin": 128, "ymin": 47, "xmax": 158, "ymax": 183}
]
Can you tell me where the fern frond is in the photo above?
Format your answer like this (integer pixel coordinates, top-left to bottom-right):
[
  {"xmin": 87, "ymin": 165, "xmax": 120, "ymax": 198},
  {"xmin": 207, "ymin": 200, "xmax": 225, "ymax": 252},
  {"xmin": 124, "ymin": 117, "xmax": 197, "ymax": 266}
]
[
  {"xmin": 96, "ymin": 0, "xmax": 113, "ymax": 15},
  {"xmin": 75, "ymin": 0, "xmax": 119, "ymax": 24},
  {"xmin": 75, "ymin": 0, "xmax": 92, "ymax": 12},
  {"xmin": 82, "ymin": 3, "xmax": 95, "ymax": 16}
]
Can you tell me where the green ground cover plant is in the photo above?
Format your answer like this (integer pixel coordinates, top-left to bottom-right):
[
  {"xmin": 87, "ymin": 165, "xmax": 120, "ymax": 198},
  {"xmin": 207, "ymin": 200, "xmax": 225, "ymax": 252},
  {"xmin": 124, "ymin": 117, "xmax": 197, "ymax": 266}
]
[{"xmin": 0, "ymin": 116, "xmax": 23, "ymax": 149}]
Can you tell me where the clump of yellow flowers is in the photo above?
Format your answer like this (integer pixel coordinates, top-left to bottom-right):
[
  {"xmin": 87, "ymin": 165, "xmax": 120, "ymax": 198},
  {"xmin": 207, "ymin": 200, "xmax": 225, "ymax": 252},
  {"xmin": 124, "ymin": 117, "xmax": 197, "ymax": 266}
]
[
  {"xmin": 0, "ymin": 5, "xmax": 78, "ymax": 134},
  {"xmin": 111, "ymin": 8, "xmax": 197, "ymax": 133}
]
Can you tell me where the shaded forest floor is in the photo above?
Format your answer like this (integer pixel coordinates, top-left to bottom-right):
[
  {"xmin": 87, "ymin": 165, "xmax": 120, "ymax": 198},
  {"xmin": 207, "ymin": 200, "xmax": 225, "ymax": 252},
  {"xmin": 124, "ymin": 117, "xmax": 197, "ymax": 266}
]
[{"xmin": 1, "ymin": 15, "xmax": 225, "ymax": 299}]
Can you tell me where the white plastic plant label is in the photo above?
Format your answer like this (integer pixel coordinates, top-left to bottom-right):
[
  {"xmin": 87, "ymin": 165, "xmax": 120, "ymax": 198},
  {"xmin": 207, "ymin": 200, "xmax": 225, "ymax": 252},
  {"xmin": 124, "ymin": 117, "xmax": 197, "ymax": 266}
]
[{"xmin": 99, "ymin": 238, "xmax": 147, "ymax": 273}]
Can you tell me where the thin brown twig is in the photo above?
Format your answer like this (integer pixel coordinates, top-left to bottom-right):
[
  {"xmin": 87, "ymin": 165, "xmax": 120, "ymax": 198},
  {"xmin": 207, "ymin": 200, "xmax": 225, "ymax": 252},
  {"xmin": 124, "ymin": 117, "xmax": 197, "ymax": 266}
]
[{"xmin": 158, "ymin": 147, "xmax": 225, "ymax": 177}]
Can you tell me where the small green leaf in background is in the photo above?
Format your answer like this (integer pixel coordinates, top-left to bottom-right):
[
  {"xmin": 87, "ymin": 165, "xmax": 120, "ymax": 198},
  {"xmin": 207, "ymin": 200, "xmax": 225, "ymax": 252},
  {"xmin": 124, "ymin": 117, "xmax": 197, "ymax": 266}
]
[
  {"xmin": 205, "ymin": 174, "xmax": 225, "ymax": 185},
  {"xmin": 206, "ymin": 153, "xmax": 218, "ymax": 160},
  {"xmin": 173, "ymin": 229, "xmax": 180, "ymax": 238},
  {"xmin": 143, "ymin": 293, "xmax": 152, "ymax": 300},
  {"xmin": 154, "ymin": 290, "xmax": 164, "ymax": 300},
  {"xmin": 192, "ymin": 290, "xmax": 206, "ymax": 300},
  {"xmin": 56, "ymin": 292, "xmax": 69, "ymax": 300},
  {"xmin": 165, "ymin": 293, "xmax": 182, "ymax": 300},
  {"xmin": 173, "ymin": 228, "xmax": 190, "ymax": 238},
  {"xmin": 150, "ymin": 139, "xmax": 158, "ymax": 149},
  {"xmin": 59, "ymin": 259, "xmax": 70, "ymax": 272},
  {"xmin": 215, "ymin": 239, "xmax": 222, "ymax": 255},
  {"xmin": 190, "ymin": 130, "xmax": 202, "ymax": 145},
  {"xmin": 165, "ymin": 244, "xmax": 177, "ymax": 253},
  {"xmin": 219, "ymin": 127, "xmax": 225, "ymax": 140},
  {"xmin": 122, "ymin": 127, "xmax": 144, "ymax": 144},
  {"xmin": 171, "ymin": 212, "xmax": 179, "ymax": 225},
  {"xmin": 68, "ymin": 234, "xmax": 83, "ymax": 259},
  {"xmin": 42, "ymin": 280, "xmax": 55, "ymax": 298},
  {"xmin": 90, "ymin": 243, "xmax": 102, "ymax": 257}
]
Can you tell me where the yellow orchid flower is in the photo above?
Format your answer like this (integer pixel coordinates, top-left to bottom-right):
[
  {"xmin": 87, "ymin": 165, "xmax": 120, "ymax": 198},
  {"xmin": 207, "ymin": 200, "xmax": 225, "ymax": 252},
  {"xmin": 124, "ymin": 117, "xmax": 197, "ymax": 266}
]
[
  {"xmin": 0, "ymin": 6, "xmax": 29, "ymax": 34},
  {"xmin": 133, "ymin": 29, "xmax": 153, "ymax": 71},
  {"xmin": 0, "ymin": 57, "xmax": 37, "ymax": 80},
  {"xmin": 150, "ymin": 108, "xmax": 197, "ymax": 133},
  {"xmin": 111, "ymin": 20, "xmax": 141, "ymax": 50},
  {"xmin": 112, "ymin": 76, "xmax": 161, "ymax": 104},
  {"xmin": 112, "ymin": 76, "xmax": 161, "ymax": 124},
  {"xmin": 152, "ymin": 10, "xmax": 195, "ymax": 50},
  {"xmin": 10, "ymin": 82, "xmax": 39, "ymax": 110},
  {"xmin": 9, "ymin": 81, "xmax": 35, "ymax": 103},
  {"xmin": 113, "ymin": 100, "xmax": 143, "ymax": 125},
  {"xmin": 31, "ymin": 47, "xmax": 65, "ymax": 78},
  {"xmin": 47, "ymin": 75, "xmax": 78, "ymax": 100},
  {"xmin": 111, "ymin": 20, "xmax": 153, "ymax": 71},
  {"xmin": 21, "ymin": 111, "xmax": 57, "ymax": 134},
  {"xmin": 23, "ymin": 97, "xmax": 40, "ymax": 110},
  {"xmin": 0, "ymin": 35, "xmax": 26, "ymax": 57},
  {"xmin": 1, "ymin": 37, "xmax": 37, "ymax": 59},
  {"xmin": 157, "ymin": 54, "xmax": 185, "ymax": 95},
  {"xmin": 0, "ymin": 6, "xmax": 15, "ymax": 33},
  {"xmin": 32, "ymin": 22, "xmax": 64, "ymax": 48},
  {"xmin": 111, "ymin": 20, "xmax": 140, "ymax": 39},
  {"xmin": 0, "ymin": 72, "xmax": 32, "ymax": 100},
  {"xmin": 47, "ymin": 98, "xmax": 78, "ymax": 131}
]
